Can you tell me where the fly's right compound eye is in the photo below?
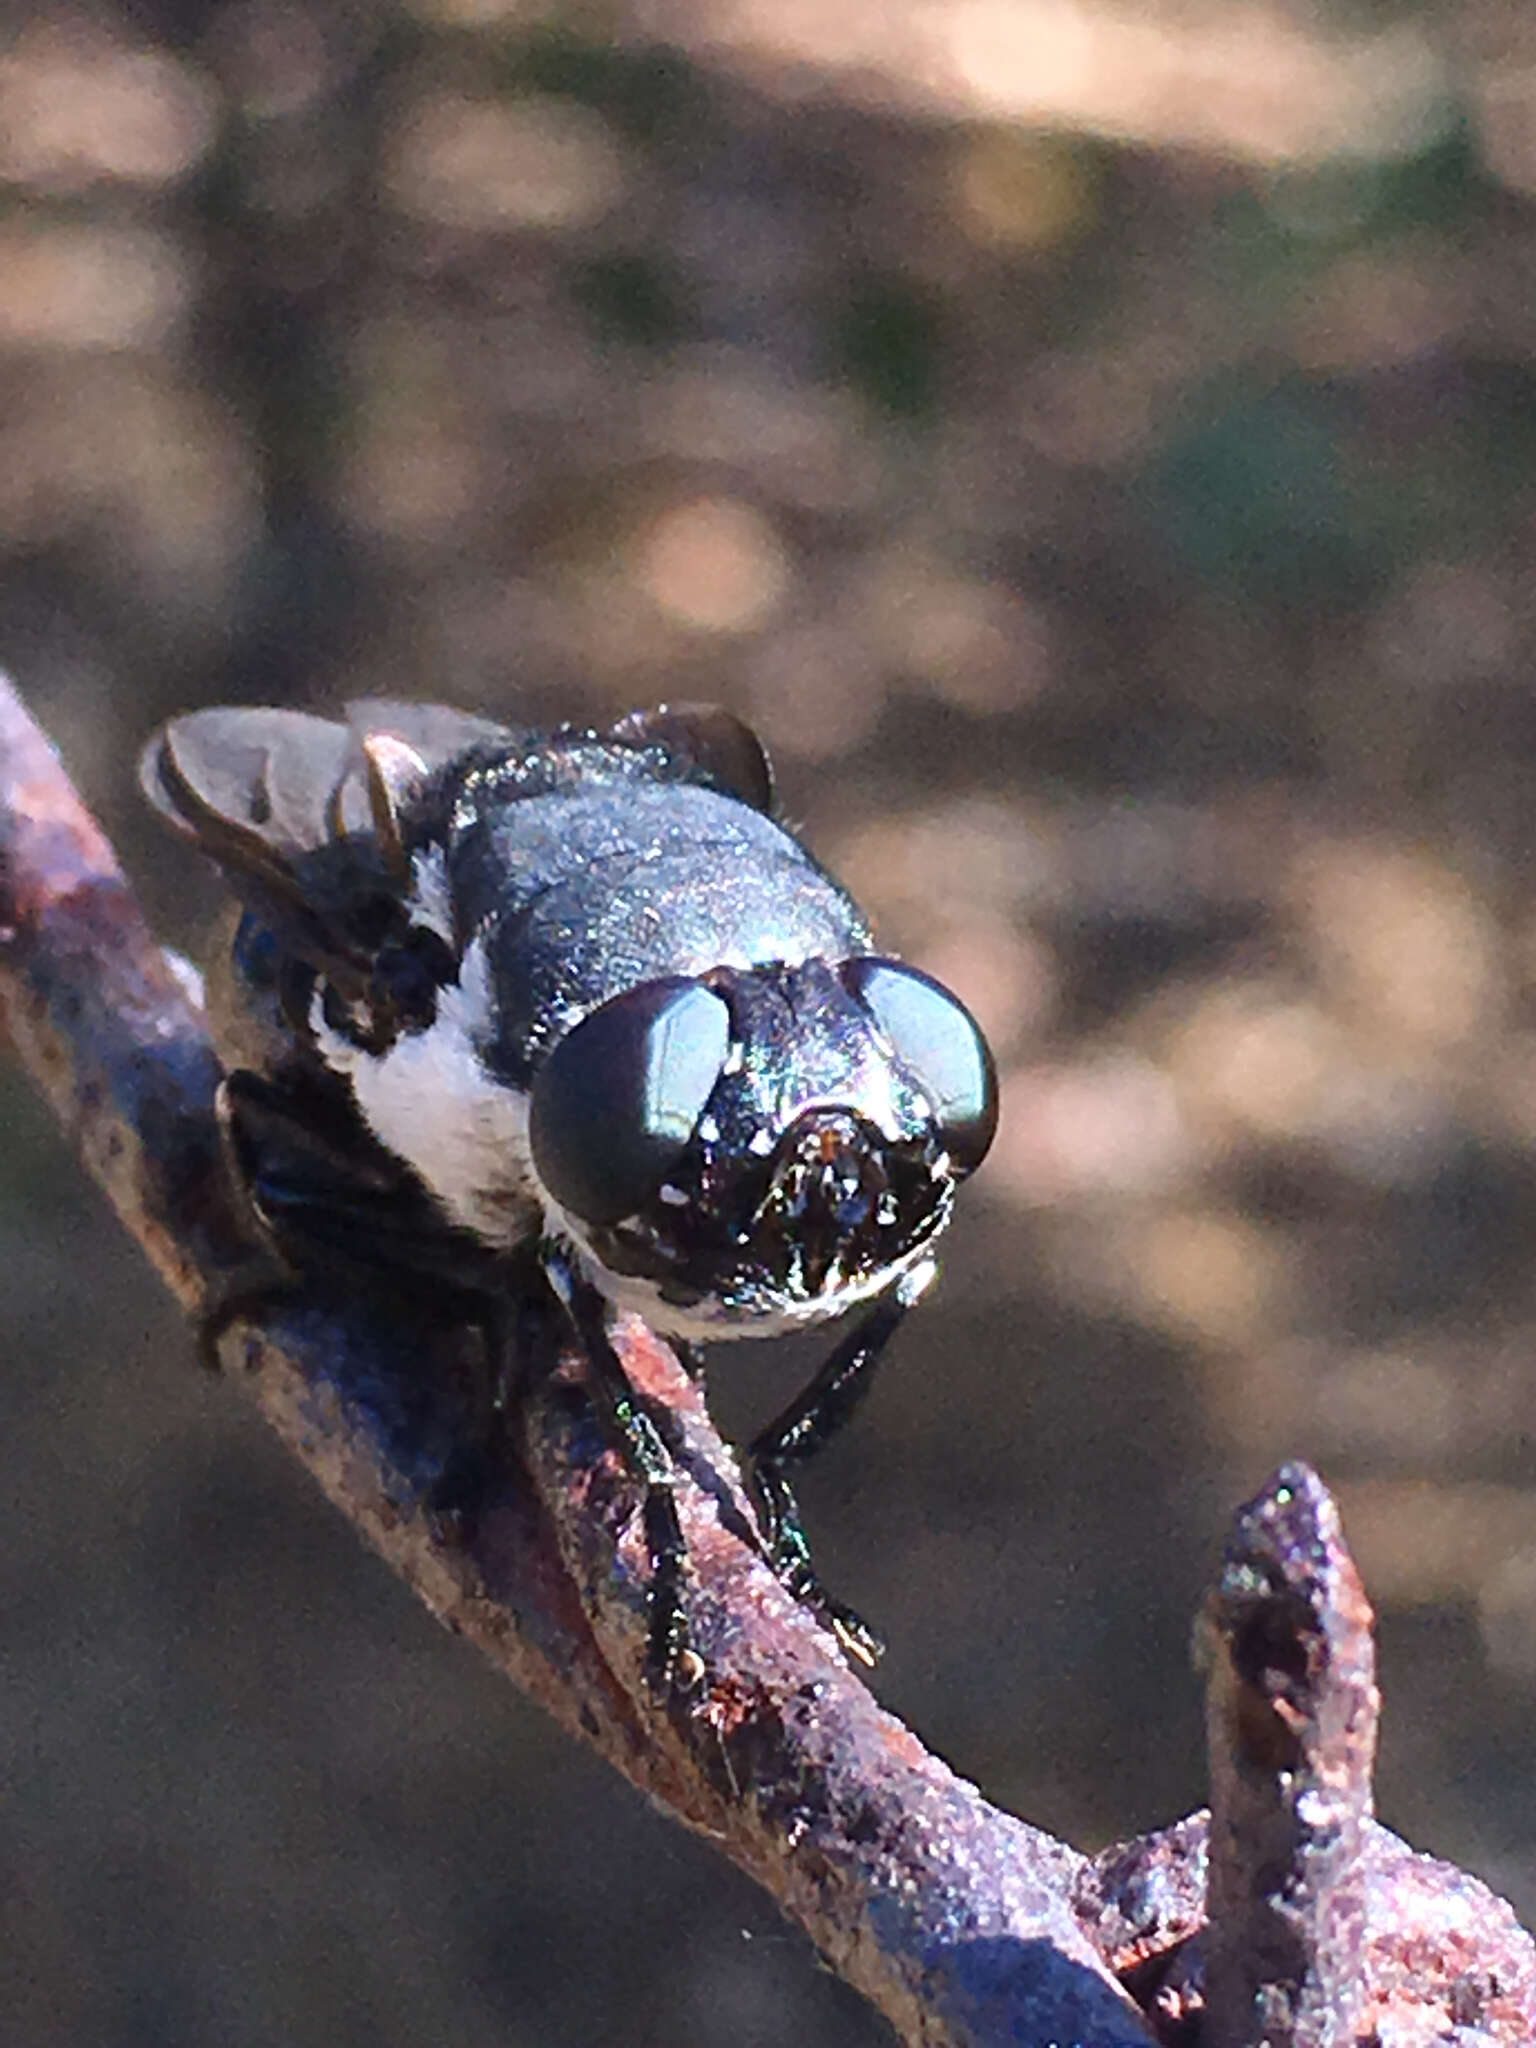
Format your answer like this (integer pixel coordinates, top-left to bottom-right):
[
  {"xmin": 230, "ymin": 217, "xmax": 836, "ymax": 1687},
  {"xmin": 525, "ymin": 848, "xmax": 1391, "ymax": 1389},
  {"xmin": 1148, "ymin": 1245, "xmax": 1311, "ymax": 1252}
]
[
  {"xmin": 530, "ymin": 979, "xmax": 732, "ymax": 1226},
  {"xmin": 842, "ymin": 956, "xmax": 998, "ymax": 1175}
]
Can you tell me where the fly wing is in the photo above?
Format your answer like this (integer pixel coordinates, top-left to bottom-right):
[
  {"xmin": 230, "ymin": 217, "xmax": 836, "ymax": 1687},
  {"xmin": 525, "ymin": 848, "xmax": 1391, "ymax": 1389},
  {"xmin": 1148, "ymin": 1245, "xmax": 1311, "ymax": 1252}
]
[
  {"xmin": 141, "ymin": 700, "xmax": 527, "ymax": 993},
  {"xmin": 140, "ymin": 706, "xmax": 400, "ymax": 991},
  {"xmin": 141, "ymin": 707, "xmax": 355, "ymax": 888},
  {"xmin": 141, "ymin": 702, "xmax": 517, "ymax": 876},
  {"xmin": 345, "ymin": 699, "xmax": 517, "ymax": 768},
  {"xmin": 342, "ymin": 701, "xmax": 528, "ymax": 873},
  {"xmin": 605, "ymin": 703, "xmax": 775, "ymax": 813}
]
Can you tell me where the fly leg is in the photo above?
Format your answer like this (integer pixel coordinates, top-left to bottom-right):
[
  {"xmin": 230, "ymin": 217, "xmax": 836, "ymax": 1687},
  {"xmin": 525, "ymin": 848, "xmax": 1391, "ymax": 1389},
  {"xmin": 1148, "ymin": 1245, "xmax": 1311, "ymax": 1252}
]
[
  {"xmin": 746, "ymin": 1258, "xmax": 936, "ymax": 1667},
  {"xmin": 542, "ymin": 1246, "xmax": 696, "ymax": 1695},
  {"xmin": 205, "ymin": 1069, "xmax": 525, "ymax": 1522},
  {"xmin": 196, "ymin": 1067, "xmax": 460, "ymax": 1370},
  {"xmin": 194, "ymin": 1075, "xmax": 308, "ymax": 1372}
]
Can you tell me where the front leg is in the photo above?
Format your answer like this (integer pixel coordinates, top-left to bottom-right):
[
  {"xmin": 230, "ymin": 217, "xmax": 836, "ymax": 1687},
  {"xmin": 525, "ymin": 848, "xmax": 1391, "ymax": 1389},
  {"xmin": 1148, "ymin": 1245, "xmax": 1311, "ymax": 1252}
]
[
  {"xmin": 541, "ymin": 1244, "xmax": 697, "ymax": 1696},
  {"xmin": 746, "ymin": 1258, "xmax": 937, "ymax": 1667}
]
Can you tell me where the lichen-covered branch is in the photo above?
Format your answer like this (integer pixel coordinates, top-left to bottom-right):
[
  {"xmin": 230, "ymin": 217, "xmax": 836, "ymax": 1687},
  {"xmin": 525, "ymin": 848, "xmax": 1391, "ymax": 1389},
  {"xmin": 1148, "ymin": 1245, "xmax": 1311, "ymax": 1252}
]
[{"xmin": 2, "ymin": 672, "xmax": 1531, "ymax": 2048}]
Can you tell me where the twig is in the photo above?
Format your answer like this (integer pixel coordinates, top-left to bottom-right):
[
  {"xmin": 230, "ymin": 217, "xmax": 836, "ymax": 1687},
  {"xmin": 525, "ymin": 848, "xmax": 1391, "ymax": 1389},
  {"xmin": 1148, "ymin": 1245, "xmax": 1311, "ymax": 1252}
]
[
  {"xmin": 1075, "ymin": 1469, "xmax": 1536, "ymax": 2044},
  {"xmin": 3, "ymin": 673, "xmax": 1532, "ymax": 2047},
  {"xmin": 1200, "ymin": 1462, "xmax": 1376, "ymax": 2046}
]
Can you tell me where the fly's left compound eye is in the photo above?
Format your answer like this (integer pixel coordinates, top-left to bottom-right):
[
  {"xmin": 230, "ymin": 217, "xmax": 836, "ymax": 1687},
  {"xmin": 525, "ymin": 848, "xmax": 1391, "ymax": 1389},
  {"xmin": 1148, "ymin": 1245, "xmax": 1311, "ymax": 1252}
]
[
  {"xmin": 530, "ymin": 979, "xmax": 732, "ymax": 1226},
  {"xmin": 842, "ymin": 957, "xmax": 998, "ymax": 1174}
]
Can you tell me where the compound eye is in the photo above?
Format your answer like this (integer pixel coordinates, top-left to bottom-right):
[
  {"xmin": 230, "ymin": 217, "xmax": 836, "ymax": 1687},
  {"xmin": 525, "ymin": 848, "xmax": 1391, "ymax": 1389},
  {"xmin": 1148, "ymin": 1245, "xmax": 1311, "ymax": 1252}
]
[
  {"xmin": 530, "ymin": 979, "xmax": 731, "ymax": 1226},
  {"xmin": 843, "ymin": 957, "xmax": 998, "ymax": 1175}
]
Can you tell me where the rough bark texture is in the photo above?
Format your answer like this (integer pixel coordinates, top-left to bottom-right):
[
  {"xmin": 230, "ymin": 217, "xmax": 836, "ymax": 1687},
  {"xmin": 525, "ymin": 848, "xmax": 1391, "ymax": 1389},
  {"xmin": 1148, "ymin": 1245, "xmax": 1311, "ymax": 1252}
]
[{"xmin": 1200, "ymin": 1464, "xmax": 1377, "ymax": 2046}]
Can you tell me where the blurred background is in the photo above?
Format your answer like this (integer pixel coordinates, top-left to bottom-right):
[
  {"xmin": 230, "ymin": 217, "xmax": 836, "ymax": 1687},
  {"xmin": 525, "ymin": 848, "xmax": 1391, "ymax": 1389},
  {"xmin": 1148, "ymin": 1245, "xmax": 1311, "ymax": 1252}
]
[{"xmin": 5, "ymin": 0, "xmax": 1536, "ymax": 2040}]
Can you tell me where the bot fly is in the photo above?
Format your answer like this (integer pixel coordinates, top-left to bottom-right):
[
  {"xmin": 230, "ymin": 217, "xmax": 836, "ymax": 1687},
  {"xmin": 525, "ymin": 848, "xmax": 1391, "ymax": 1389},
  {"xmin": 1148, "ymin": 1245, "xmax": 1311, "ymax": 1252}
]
[{"xmin": 141, "ymin": 701, "xmax": 997, "ymax": 1684}]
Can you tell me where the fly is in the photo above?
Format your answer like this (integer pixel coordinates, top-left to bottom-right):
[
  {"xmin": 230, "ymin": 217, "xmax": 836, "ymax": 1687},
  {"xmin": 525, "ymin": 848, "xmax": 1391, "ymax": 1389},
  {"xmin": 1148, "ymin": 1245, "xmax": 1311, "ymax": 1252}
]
[{"xmin": 141, "ymin": 700, "xmax": 998, "ymax": 1687}]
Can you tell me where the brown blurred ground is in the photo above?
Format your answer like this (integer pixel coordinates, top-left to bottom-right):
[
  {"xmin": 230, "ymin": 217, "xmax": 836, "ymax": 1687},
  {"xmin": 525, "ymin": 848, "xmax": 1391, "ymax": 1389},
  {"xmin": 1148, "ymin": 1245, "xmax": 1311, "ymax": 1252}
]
[{"xmin": 5, "ymin": 1, "xmax": 1536, "ymax": 2042}]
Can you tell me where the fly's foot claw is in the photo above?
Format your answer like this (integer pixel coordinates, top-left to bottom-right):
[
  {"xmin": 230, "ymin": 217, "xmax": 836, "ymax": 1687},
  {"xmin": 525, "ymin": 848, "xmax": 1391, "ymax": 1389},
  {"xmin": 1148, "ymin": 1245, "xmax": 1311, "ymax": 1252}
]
[
  {"xmin": 827, "ymin": 1603, "xmax": 884, "ymax": 1669},
  {"xmin": 643, "ymin": 1575, "xmax": 703, "ymax": 1699}
]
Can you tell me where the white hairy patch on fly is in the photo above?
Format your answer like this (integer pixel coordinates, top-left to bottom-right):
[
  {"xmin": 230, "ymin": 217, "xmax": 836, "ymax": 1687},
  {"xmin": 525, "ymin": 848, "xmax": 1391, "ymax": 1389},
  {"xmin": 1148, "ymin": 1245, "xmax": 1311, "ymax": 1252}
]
[
  {"xmin": 544, "ymin": 1201, "xmax": 944, "ymax": 1343},
  {"xmin": 162, "ymin": 946, "xmax": 206, "ymax": 1011},
  {"xmin": 312, "ymin": 934, "xmax": 535, "ymax": 1243},
  {"xmin": 409, "ymin": 846, "xmax": 455, "ymax": 943}
]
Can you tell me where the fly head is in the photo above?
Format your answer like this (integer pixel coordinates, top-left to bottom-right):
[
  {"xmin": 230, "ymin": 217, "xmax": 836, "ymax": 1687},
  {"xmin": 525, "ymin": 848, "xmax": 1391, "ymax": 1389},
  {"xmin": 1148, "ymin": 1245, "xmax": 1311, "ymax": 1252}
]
[{"xmin": 530, "ymin": 955, "xmax": 996, "ymax": 1331}]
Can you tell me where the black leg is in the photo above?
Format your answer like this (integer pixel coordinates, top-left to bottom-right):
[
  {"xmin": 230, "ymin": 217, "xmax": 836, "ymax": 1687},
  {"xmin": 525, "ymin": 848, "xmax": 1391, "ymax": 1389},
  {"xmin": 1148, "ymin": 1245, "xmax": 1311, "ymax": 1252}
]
[
  {"xmin": 194, "ymin": 1255, "xmax": 301, "ymax": 1373},
  {"xmin": 542, "ymin": 1245, "xmax": 697, "ymax": 1695},
  {"xmin": 192, "ymin": 1076, "xmax": 306, "ymax": 1371},
  {"xmin": 212, "ymin": 1071, "xmax": 534, "ymax": 1520},
  {"xmin": 219, "ymin": 1068, "xmax": 513, "ymax": 1296},
  {"xmin": 746, "ymin": 1258, "xmax": 936, "ymax": 1666}
]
